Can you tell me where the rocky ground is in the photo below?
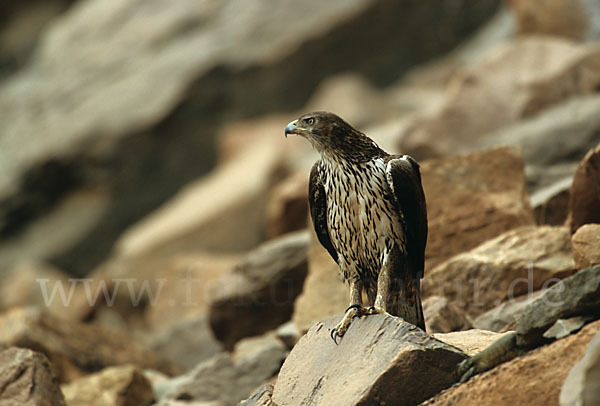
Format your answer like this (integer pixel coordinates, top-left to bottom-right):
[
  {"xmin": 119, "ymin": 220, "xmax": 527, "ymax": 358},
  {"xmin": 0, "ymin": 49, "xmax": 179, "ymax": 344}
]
[{"xmin": 1, "ymin": 1, "xmax": 600, "ymax": 405}]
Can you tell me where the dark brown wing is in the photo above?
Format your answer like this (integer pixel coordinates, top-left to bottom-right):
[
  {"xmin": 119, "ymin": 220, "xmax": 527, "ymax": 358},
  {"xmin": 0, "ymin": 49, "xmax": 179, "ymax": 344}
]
[
  {"xmin": 384, "ymin": 155, "xmax": 428, "ymax": 278},
  {"xmin": 308, "ymin": 161, "xmax": 338, "ymax": 263}
]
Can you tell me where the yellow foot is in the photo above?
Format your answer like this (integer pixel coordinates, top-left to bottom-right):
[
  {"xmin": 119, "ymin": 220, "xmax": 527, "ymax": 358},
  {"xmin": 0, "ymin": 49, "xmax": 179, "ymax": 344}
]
[
  {"xmin": 330, "ymin": 304, "xmax": 367, "ymax": 344},
  {"xmin": 366, "ymin": 305, "xmax": 387, "ymax": 315}
]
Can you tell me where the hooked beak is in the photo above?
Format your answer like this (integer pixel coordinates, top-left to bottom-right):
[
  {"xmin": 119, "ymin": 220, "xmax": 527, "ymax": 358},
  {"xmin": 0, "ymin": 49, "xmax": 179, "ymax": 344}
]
[{"xmin": 284, "ymin": 120, "xmax": 298, "ymax": 138}]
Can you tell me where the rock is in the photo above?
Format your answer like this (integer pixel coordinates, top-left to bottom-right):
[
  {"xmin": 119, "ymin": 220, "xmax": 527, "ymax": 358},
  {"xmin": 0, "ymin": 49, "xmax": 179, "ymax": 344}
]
[
  {"xmin": 160, "ymin": 334, "xmax": 285, "ymax": 406},
  {"xmin": 560, "ymin": 329, "xmax": 600, "ymax": 406},
  {"xmin": 433, "ymin": 329, "xmax": 513, "ymax": 356},
  {"xmin": 266, "ymin": 172, "xmax": 309, "ymax": 239},
  {"xmin": 275, "ymin": 321, "xmax": 301, "ymax": 350},
  {"xmin": 209, "ymin": 232, "xmax": 309, "ymax": 350},
  {"xmin": 0, "ymin": 347, "xmax": 66, "ymax": 406},
  {"xmin": 272, "ymin": 314, "xmax": 466, "ymax": 406},
  {"xmin": 401, "ymin": 38, "xmax": 600, "ymax": 160},
  {"xmin": 543, "ymin": 316, "xmax": 593, "ymax": 340},
  {"xmin": 516, "ymin": 264, "xmax": 600, "ymax": 347},
  {"xmin": 568, "ymin": 143, "xmax": 600, "ymax": 232},
  {"xmin": 423, "ymin": 296, "xmax": 471, "ymax": 333},
  {"xmin": 0, "ymin": 0, "xmax": 499, "ymax": 276},
  {"xmin": 0, "ymin": 307, "xmax": 179, "ymax": 382},
  {"xmin": 421, "ymin": 147, "xmax": 535, "ymax": 271},
  {"xmin": 473, "ymin": 290, "xmax": 543, "ymax": 332},
  {"xmin": 291, "ymin": 231, "xmax": 347, "ymax": 333},
  {"xmin": 148, "ymin": 315, "xmax": 223, "ymax": 371},
  {"xmin": 239, "ymin": 384, "xmax": 275, "ymax": 406},
  {"xmin": 426, "ymin": 319, "xmax": 600, "ymax": 406},
  {"xmin": 61, "ymin": 365, "xmax": 153, "ymax": 406},
  {"xmin": 572, "ymin": 224, "xmax": 600, "ymax": 270},
  {"xmin": 531, "ymin": 176, "xmax": 572, "ymax": 225},
  {"xmin": 423, "ymin": 226, "xmax": 575, "ymax": 318},
  {"xmin": 506, "ymin": 0, "xmax": 600, "ymax": 40}
]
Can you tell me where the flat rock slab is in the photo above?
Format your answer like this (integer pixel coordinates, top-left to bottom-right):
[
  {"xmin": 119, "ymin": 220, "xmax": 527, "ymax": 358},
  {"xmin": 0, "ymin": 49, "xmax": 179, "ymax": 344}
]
[{"xmin": 273, "ymin": 314, "xmax": 466, "ymax": 406}]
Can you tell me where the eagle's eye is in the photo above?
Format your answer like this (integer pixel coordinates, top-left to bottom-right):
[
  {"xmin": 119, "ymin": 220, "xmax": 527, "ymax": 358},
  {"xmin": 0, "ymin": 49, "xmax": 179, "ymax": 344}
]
[{"xmin": 306, "ymin": 117, "xmax": 315, "ymax": 126}]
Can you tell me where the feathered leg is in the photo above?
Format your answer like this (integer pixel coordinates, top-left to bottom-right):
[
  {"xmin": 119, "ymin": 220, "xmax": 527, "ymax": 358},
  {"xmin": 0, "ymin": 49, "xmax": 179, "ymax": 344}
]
[{"xmin": 330, "ymin": 279, "xmax": 365, "ymax": 343}]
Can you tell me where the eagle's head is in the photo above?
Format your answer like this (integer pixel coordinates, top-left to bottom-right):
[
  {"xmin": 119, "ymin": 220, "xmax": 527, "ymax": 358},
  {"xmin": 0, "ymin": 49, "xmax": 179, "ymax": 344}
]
[{"xmin": 284, "ymin": 111, "xmax": 383, "ymax": 162}]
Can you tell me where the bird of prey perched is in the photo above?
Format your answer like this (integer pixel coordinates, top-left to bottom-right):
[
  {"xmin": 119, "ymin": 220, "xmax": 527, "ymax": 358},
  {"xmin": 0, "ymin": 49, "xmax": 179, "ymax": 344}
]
[{"xmin": 285, "ymin": 111, "xmax": 427, "ymax": 341}]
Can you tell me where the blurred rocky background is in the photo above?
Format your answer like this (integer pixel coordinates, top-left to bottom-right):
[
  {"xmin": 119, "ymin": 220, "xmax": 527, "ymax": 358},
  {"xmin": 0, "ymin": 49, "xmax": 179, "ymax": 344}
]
[{"xmin": 0, "ymin": 0, "xmax": 600, "ymax": 405}]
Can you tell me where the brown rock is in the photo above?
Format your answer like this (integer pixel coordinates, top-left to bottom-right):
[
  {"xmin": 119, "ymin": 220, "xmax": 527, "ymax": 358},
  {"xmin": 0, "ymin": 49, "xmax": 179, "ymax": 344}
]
[
  {"xmin": 421, "ymin": 147, "xmax": 535, "ymax": 270},
  {"xmin": 568, "ymin": 143, "xmax": 600, "ymax": 232},
  {"xmin": 423, "ymin": 296, "xmax": 471, "ymax": 333},
  {"xmin": 209, "ymin": 232, "xmax": 309, "ymax": 350},
  {"xmin": 0, "ymin": 347, "xmax": 66, "ymax": 406},
  {"xmin": 401, "ymin": 38, "xmax": 600, "ymax": 159},
  {"xmin": 473, "ymin": 290, "xmax": 543, "ymax": 332},
  {"xmin": 266, "ymin": 172, "xmax": 309, "ymax": 239},
  {"xmin": 61, "ymin": 365, "xmax": 153, "ymax": 406},
  {"xmin": 531, "ymin": 177, "xmax": 572, "ymax": 226},
  {"xmin": 572, "ymin": 224, "xmax": 600, "ymax": 270},
  {"xmin": 560, "ymin": 330, "xmax": 600, "ymax": 406},
  {"xmin": 272, "ymin": 314, "xmax": 466, "ymax": 406},
  {"xmin": 433, "ymin": 329, "xmax": 513, "ymax": 356},
  {"xmin": 425, "ymin": 320, "xmax": 600, "ymax": 406},
  {"xmin": 0, "ymin": 307, "xmax": 179, "ymax": 382},
  {"xmin": 423, "ymin": 226, "xmax": 576, "ymax": 318},
  {"xmin": 291, "ymin": 231, "xmax": 347, "ymax": 333},
  {"xmin": 505, "ymin": 0, "xmax": 600, "ymax": 40}
]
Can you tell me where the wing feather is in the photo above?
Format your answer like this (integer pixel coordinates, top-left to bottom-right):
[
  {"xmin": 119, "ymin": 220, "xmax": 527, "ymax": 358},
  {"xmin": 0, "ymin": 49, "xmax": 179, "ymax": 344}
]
[
  {"xmin": 309, "ymin": 161, "xmax": 338, "ymax": 263},
  {"xmin": 384, "ymin": 155, "xmax": 428, "ymax": 278}
]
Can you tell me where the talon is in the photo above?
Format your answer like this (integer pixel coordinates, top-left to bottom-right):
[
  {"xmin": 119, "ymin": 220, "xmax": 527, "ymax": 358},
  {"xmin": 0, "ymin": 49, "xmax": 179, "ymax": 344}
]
[
  {"xmin": 367, "ymin": 305, "xmax": 385, "ymax": 315},
  {"xmin": 330, "ymin": 329, "xmax": 340, "ymax": 345},
  {"xmin": 345, "ymin": 304, "xmax": 362, "ymax": 313}
]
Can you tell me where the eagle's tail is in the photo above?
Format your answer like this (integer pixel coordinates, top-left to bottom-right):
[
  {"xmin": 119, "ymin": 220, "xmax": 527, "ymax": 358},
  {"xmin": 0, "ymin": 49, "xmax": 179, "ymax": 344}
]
[{"xmin": 386, "ymin": 276, "xmax": 426, "ymax": 332}]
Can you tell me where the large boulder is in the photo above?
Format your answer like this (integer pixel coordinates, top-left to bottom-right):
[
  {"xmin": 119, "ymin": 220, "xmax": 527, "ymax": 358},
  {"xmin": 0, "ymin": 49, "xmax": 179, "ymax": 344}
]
[
  {"xmin": 421, "ymin": 147, "xmax": 535, "ymax": 270},
  {"xmin": 422, "ymin": 226, "xmax": 575, "ymax": 318},
  {"xmin": 272, "ymin": 314, "xmax": 466, "ymax": 406},
  {"xmin": 0, "ymin": 347, "xmax": 66, "ymax": 406},
  {"xmin": 427, "ymin": 319, "xmax": 600, "ymax": 405},
  {"xmin": 209, "ymin": 232, "xmax": 309, "ymax": 349}
]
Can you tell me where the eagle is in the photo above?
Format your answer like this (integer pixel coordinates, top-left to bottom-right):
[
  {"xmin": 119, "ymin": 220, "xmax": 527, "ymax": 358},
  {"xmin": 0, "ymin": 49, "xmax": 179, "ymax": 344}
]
[{"xmin": 285, "ymin": 111, "xmax": 427, "ymax": 341}]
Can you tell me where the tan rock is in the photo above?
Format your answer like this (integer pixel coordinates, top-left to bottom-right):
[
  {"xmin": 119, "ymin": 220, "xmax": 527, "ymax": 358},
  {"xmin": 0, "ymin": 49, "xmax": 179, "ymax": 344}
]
[
  {"xmin": 505, "ymin": 0, "xmax": 600, "ymax": 40},
  {"xmin": 0, "ymin": 347, "xmax": 66, "ymax": 406},
  {"xmin": 434, "ymin": 329, "xmax": 513, "ymax": 357},
  {"xmin": 560, "ymin": 330, "xmax": 600, "ymax": 406},
  {"xmin": 0, "ymin": 307, "xmax": 179, "ymax": 383},
  {"xmin": 61, "ymin": 365, "xmax": 152, "ymax": 406},
  {"xmin": 531, "ymin": 177, "xmax": 572, "ymax": 226},
  {"xmin": 423, "ymin": 226, "xmax": 576, "ymax": 318},
  {"xmin": 292, "ymin": 230, "xmax": 347, "ymax": 333},
  {"xmin": 272, "ymin": 314, "xmax": 466, "ymax": 406},
  {"xmin": 421, "ymin": 147, "xmax": 535, "ymax": 270},
  {"xmin": 401, "ymin": 37, "xmax": 600, "ymax": 159},
  {"xmin": 239, "ymin": 384, "xmax": 276, "ymax": 406},
  {"xmin": 568, "ymin": 143, "xmax": 600, "ymax": 233},
  {"xmin": 426, "ymin": 320, "xmax": 600, "ymax": 406},
  {"xmin": 572, "ymin": 224, "xmax": 600, "ymax": 270},
  {"xmin": 209, "ymin": 232, "xmax": 309, "ymax": 350},
  {"xmin": 423, "ymin": 296, "xmax": 471, "ymax": 334},
  {"xmin": 266, "ymin": 172, "xmax": 309, "ymax": 239}
]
